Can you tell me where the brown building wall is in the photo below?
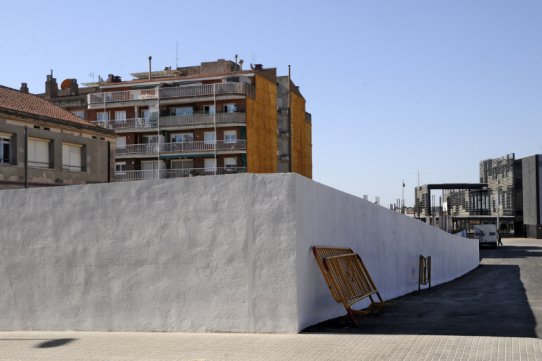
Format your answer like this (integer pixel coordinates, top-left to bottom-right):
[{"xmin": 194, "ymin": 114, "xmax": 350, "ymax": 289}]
[
  {"xmin": 245, "ymin": 72, "xmax": 277, "ymax": 173},
  {"xmin": 290, "ymin": 92, "xmax": 312, "ymax": 178}
]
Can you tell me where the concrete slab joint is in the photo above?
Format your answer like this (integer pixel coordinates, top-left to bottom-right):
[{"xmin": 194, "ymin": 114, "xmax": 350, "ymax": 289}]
[{"xmin": 0, "ymin": 173, "xmax": 479, "ymax": 333}]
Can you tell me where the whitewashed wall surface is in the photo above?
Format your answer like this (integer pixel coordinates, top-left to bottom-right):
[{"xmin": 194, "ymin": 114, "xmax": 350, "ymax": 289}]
[{"xmin": 0, "ymin": 174, "xmax": 479, "ymax": 333}]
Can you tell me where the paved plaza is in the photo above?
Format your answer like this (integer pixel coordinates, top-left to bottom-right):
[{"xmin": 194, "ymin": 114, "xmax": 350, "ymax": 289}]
[{"xmin": 0, "ymin": 238, "xmax": 541, "ymax": 360}]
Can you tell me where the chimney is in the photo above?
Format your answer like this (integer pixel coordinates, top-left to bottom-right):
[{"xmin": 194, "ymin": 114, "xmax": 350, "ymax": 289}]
[
  {"xmin": 20, "ymin": 83, "xmax": 29, "ymax": 94},
  {"xmin": 69, "ymin": 79, "xmax": 79, "ymax": 95},
  {"xmin": 45, "ymin": 70, "xmax": 58, "ymax": 99}
]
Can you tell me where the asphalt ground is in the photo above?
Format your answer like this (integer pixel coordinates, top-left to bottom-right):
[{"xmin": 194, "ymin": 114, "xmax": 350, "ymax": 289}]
[{"xmin": 304, "ymin": 237, "xmax": 542, "ymax": 338}]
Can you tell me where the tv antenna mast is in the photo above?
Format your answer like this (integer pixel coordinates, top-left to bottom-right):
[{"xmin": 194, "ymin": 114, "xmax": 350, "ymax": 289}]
[{"xmin": 176, "ymin": 41, "xmax": 179, "ymax": 68}]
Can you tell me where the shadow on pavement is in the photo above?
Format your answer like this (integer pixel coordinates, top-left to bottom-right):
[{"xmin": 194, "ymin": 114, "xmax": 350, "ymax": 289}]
[
  {"xmin": 35, "ymin": 338, "xmax": 76, "ymax": 348},
  {"xmin": 480, "ymin": 245, "xmax": 542, "ymax": 259},
  {"xmin": 304, "ymin": 244, "xmax": 539, "ymax": 338}
]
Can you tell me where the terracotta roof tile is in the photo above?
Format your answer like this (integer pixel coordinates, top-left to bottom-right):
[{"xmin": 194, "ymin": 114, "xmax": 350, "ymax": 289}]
[{"xmin": 0, "ymin": 85, "xmax": 90, "ymax": 125}]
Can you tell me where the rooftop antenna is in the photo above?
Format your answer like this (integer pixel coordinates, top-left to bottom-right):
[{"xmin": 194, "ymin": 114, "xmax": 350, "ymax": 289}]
[
  {"xmin": 148, "ymin": 56, "xmax": 152, "ymax": 80},
  {"xmin": 176, "ymin": 41, "xmax": 179, "ymax": 69}
]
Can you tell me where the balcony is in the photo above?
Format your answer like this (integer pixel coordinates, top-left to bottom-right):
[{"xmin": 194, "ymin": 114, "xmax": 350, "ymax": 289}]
[
  {"xmin": 91, "ymin": 118, "xmax": 157, "ymax": 131},
  {"xmin": 115, "ymin": 139, "xmax": 247, "ymax": 158},
  {"xmin": 160, "ymin": 112, "xmax": 246, "ymax": 129},
  {"xmin": 88, "ymin": 88, "xmax": 158, "ymax": 105},
  {"xmin": 88, "ymin": 83, "xmax": 250, "ymax": 107},
  {"xmin": 92, "ymin": 112, "xmax": 246, "ymax": 132},
  {"xmin": 115, "ymin": 167, "xmax": 247, "ymax": 182},
  {"xmin": 159, "ymin": 83, "xmax": 247, "ymax": 99}
]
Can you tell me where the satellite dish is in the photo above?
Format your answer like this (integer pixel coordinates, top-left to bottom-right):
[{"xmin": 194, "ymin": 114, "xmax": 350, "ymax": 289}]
[{"xmin": 60, "ymin": 79, "xmax": 73, "ymax": 90}]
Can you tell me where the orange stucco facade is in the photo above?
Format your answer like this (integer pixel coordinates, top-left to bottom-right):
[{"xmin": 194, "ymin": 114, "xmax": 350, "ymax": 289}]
[
  {"xmin": 246, "ymin": 72, "xmax": 278, "ymax": 173},
  {"xmin": 290, "ymin": 92, "xmax": 312, "ymax": 179}
]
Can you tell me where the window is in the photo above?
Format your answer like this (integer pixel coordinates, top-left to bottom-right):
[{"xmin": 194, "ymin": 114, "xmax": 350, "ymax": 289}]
[
  {"xmin": 224, "ymin": 130, "xmax": 237, "ymax": 144},
  {"xmin": 28, "ymin": 138, "xmax": 51, "ymax": 168},
  {"xmin": 204, "ymin": 158, "xmax": 216, "ymax": 172},
  {"xmin": 115, "ymin": 111, "xmax": 127, "ymax": 121},
  {"xmin": 0, "ymin": 133, "xmax": 12, "ymax": 164},
  {"xmin": 224, "ymin": 157, "xmax": 237, "ymax": 168},
  {"xmin": 62, "ymin": 143, "xmax": 83, "ymax": 172},
  {"xmin": 203, "ymin": 105, "xmax": 216, "ymax": 114},
  {"xmin": 171, "ymin": 159, "xmax": 194, "ymax": 169},
  {"xmin": 171, "ymin": 107, "xmax": 193, "ymax": 116},
  {"xmin": 116, "ymin": 136, "xmax": 126, "ymax": 149},
  {"xmin": 142, "ymin": 108, "xmax": 158, "ymax": 122},
  {"xmin": 141, "ymin": 160, "xmax": 164, "ymax": 170},
  {"xmin": 223, "ymin": 104, "xmax": 237, "ymax": 113},
  {"xmin": 204, "ymin": 131, "xmax": 216, "ymax": 145},
  {"xmin": 72, "ymin": 111, "xmax": 85, "ymax": 119},
  {"xmin": 171, "ymin": 133, "xmax": 193, "ymax": 143},
  {"xmin": 97, "ymin": 112, "xmax": 109, "ymax": 122},
  {"xmin": 115, "ymin": 162, "xmax": 126, "ymax": 175},
  {"xmin": 142, "ymin": 135, "xmax": 161, "ymax": 144}
]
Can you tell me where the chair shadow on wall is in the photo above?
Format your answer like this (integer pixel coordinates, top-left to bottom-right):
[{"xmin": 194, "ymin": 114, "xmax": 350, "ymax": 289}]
[{"xmin": 304, "ymin": 245, "xmax": 538, "ymax": 338}]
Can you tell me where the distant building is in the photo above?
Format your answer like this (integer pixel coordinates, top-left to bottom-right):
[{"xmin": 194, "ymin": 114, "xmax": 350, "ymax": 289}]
[
  {"xmin": 39, "ymin": 59, "xmax": 312, "ymax": 181},
  {"xmin": 414, "ymin": 153, "xmax": 542, "ymax": 238},
  {"xmin": 518, "ymin": 154, "xmax": 542, "ymax": 238},
  {"xmin": 0, "ymin": 85, "xmax": 115, "ymax": 189}
]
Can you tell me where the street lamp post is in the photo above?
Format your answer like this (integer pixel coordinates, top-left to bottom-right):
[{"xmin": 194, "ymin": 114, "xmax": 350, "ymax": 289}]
[
  {"xmin": 496, "ymin": 179, "xmax": 500, "ymax": 231},
  {"xmin": 402, "ymin": 179, "xmax": 405, "ymax": 214}
]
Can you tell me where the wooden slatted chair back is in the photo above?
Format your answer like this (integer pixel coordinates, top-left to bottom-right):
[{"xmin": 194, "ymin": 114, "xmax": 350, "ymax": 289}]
[
  {"xmin": 312, "ymin": 246, "xmax": 385, "ymax": 328},
  {"xmin": 312, "ymin": 247, "xmax": 355, "ymax": 303},
  {"xmin": 323, "ymin": 253, "xmax": 379, "ymax": 308}
]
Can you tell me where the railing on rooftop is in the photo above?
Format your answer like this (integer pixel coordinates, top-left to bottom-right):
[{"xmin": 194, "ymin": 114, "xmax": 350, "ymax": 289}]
[
  {"xmin": 115, "ymin": 139, "xmax": 246, "ymax": 157},
  {"xmin": 115, "ymin": 167, "xmax": 247, "ymax": 182},
  {"xmin": 88, "ymin": 83, "xmax": 249, "ymax": 105}
]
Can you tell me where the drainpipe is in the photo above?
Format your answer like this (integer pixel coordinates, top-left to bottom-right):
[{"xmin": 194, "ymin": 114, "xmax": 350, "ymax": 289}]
[
  {"xmin": 24, "ymin": 126, "xmax": 28, "ymax": 188},
  {"xmin": 288, "ymin": 65, "xmax": 292, "ymax": 173},
  {"xmin": 107, "ymin": 141, "xmax": 111, "ymax": 182}
]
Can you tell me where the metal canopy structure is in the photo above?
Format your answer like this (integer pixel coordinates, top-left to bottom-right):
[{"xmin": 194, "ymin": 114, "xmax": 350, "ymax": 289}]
[{"xmin": 416, "ymin": 183, "xmax": 488, "ymax": 217}]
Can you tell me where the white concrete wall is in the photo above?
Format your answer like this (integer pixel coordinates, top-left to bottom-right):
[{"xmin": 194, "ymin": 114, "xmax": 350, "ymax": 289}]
[
  {"xmin": 0, "ymin": 173, "xmax": 479, "ymax": 333},
  {"xmin": 293, "ymin": 176, "xmax": 480, "ymax": 330}
]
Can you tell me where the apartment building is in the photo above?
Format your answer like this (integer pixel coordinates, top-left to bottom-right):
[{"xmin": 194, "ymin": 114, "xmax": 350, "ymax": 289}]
[
  {"xmin": 47, "ymin": 59, "xmax": 311, "ymax": 181},
  {"xmin": 414, "ymin": 153, "xmax": 542, "ymax": 238},
  {"xmin": 0, "ymin": 85, "xmax": 115, "ymax": 189}
]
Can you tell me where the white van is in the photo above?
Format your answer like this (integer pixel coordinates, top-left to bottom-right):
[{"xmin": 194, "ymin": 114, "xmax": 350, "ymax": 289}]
[{"xmin": 473, "ymin": 224, "xmax": 498, "ymax": 247}]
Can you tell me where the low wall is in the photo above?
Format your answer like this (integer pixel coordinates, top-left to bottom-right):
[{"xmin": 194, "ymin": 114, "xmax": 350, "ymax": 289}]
[{"xmin": 0, "ymin": 174, "xmax": 479, "ymax": 333}]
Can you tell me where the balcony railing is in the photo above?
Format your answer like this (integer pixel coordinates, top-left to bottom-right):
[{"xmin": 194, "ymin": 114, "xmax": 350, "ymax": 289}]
[
  {"xmin": 92, "ymin": 112, "xmax": 246, "ymax": 131},
  {"xmin": 159, "ymin": 83, "xmax": 247, "ymax": 99},
  {"xmin": 91, "ymin": 118, "xmax": 157, "ymax": 130},
  {"xmin": 160, "ymin": 112, "xmax": 245, "ymax": 128},
  {"xmin": 88, "ymin": 88, "xmax": 158, "ymax": 104},
  {"xmin": 115, "ymin": 140, "xmax": 246, "ymax": 157},
  {"xmin": 115, "ymin": 167, "xmax": 247, "ymax": 182},
  {"xmin": 88, "ymin": 83, "xmax": 249, "ymax": 105}
]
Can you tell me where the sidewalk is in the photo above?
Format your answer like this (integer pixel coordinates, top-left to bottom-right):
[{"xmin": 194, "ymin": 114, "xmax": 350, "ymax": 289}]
[{"xmin": 0, "ymin": 331, "xmax": 541, "ymax": 361}]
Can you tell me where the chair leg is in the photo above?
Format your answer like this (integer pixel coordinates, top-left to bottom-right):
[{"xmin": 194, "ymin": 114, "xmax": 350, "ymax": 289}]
[{"xmin": 346, "ymin": 307, "xmax": 359, "ymax": 327}]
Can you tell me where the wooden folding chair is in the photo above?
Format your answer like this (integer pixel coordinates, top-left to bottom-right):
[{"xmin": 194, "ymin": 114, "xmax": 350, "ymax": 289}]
[
  {"xmin": 312, "ymin": 246, "xmax": 386, "ymax": 326},
  {"xmin": 418, "ymin": 255, "xmax": 431, "ymax": 294}
]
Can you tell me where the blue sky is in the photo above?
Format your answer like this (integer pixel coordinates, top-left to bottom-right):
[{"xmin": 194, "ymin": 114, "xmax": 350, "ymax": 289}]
[{"xmin": 1, "ymin": 0, "xmax": 541, "ymax": 207}]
